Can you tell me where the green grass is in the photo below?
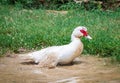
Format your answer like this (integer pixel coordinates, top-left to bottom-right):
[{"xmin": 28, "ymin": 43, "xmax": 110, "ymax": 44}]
[{"xmin": 0, "ymin": 5, "xmax": 120, "ymax": 62}]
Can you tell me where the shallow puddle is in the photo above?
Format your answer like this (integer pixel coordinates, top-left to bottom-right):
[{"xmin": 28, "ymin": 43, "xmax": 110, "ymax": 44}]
[{"xmin": 0, "ymin": 55, "xmax": 120, "ymax": 83}]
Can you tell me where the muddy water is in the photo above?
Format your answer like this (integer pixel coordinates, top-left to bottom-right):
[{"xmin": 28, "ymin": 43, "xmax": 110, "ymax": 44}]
[{"xmin": 0, "ymin": 54, "xmax": 120, "ymax": 83}]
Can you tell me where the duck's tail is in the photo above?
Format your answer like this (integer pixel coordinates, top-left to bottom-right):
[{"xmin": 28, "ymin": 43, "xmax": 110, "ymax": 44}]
[
  {"xmin": 19, "ymin": 51, "xmax": 42, "ymax": 64},
  {"xmin": 19, "ymin": 53, "xmax": 33, "ymax": 61}
]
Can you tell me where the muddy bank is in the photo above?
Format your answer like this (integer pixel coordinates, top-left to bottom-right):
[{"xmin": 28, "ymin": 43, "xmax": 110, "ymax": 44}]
[{"xmin": 0, "ymin": 54, "xmax": 120, "ymax": 83}]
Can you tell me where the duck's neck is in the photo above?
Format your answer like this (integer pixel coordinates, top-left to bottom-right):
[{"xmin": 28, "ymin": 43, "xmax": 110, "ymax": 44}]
[
  {"xmin": 71, "ymin": 34, "xmax": 80, "ymax": 42},
  {"xmin": 69, "ymin": 34, "xmax": 83, "ymax": 59}
]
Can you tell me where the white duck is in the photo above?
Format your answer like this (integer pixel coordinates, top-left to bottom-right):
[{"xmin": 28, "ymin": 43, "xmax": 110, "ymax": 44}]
[{"xmin": 23, "ymin": 26, "xmax": 92, "ymax": 68}]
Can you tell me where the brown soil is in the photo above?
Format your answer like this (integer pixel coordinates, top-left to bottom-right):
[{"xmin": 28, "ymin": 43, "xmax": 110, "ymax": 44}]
[{"xmin": 0, "ymin": 54, "xmax": 120, "ymax": 83}]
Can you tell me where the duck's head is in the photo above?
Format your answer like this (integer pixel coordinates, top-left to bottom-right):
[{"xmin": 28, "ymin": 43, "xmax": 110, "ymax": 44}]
[{"xmin": 72, "ymin": 26, "xmax": 92, "ymax": 40}]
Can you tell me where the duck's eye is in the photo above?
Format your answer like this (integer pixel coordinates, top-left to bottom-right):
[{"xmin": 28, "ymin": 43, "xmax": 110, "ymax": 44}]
[{"xmin": 80, "ymin": 30, "xmax": 88, "ymax": 36}]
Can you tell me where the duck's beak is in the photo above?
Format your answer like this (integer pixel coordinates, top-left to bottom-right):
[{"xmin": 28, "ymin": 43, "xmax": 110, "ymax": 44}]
[{"xmin": 86, "ymin": 35, "xmax": 92, "ymax": 39}]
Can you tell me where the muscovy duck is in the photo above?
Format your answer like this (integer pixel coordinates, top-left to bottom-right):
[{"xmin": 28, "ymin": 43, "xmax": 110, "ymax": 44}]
[{"xmin": 23, "ymin": 26, "xmax": 92, "ymax": 68}]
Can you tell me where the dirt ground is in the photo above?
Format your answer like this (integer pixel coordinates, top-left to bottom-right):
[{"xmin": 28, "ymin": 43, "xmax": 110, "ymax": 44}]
[{"xmin": 0, "ymin": 54, "xmax": 120, "ymax": 83}]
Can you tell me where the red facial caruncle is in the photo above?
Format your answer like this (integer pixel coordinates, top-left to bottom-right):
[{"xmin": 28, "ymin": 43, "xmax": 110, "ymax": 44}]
[{"xmin": 80, "ymin": 29, "xmax": 88, "ymax": 36}]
